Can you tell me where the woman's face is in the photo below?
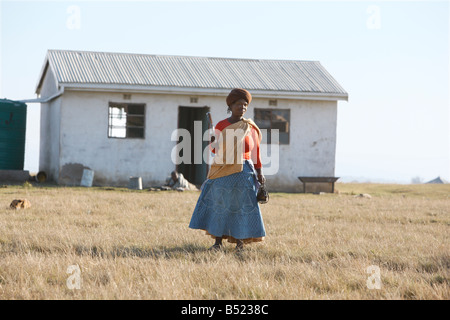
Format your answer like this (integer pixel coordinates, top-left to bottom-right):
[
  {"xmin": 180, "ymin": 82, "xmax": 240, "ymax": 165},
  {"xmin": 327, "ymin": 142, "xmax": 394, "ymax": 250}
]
[{"xmin": 230, "ymin": 98, "xmax": 248, "ymax": 118}]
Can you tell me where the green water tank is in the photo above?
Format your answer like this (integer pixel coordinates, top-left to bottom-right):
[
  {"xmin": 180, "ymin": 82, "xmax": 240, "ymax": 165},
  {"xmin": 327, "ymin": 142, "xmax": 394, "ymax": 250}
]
[{"xmin": 0, "ymin": 99, "xmax": 27, "ymax": 170}]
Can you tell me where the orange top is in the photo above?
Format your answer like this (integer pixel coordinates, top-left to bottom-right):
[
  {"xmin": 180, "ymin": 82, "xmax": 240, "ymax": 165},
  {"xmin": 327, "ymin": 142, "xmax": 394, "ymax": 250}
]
[{"xmin": 212, "ymin": 118, "xmax": 262, "ymax": 169}]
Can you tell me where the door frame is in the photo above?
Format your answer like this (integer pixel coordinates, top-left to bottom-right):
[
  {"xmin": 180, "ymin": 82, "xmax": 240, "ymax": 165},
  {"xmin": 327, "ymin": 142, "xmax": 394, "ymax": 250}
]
[{"xmin": 176, "ymin": 105, "xmax": 210, "ymax": 186}]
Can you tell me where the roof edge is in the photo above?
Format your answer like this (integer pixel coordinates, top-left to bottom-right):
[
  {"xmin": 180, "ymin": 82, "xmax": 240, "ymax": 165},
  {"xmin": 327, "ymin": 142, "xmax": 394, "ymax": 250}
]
[
  {"xmin": 62, "ymin": 84, "xmax": 349, "ymax": 101},
  {"xmin": 35, "ymin": 51, "xmax": 60, "ymax": 95},
  {"xmin": 47, "ymin": 48, "xmax": 320, "ymax": 64}
]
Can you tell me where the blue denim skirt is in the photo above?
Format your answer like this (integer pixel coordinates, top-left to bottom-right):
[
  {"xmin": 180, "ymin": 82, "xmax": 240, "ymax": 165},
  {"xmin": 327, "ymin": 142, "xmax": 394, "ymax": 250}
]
[{"xmin": 189, "ymin": 160, "xmax": 266, "ymax": 243}]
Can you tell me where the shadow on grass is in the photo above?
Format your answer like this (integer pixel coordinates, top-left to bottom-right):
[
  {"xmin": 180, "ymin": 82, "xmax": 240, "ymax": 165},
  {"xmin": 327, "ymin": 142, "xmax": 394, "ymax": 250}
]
[
  {"xmin": 73, "ymin": 243, "xmax": 209, "ymax": 259},
  {"xmin": 72, "ymin": 243, "xmax": 264, "ymax": 261}
]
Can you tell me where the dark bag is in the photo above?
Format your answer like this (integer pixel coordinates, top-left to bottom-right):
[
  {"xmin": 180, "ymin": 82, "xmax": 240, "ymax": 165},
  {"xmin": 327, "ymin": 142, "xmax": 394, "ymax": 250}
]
[{"xmin": 257, "ymin": 183, "xmax": 269, "ymax": 204}]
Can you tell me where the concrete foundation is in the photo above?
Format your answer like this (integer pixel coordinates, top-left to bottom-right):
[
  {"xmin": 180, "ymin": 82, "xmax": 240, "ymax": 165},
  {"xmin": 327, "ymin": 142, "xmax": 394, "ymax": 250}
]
[{"xmin": 0, "ymin": 170, "xmax": 30, "ymax": 183}]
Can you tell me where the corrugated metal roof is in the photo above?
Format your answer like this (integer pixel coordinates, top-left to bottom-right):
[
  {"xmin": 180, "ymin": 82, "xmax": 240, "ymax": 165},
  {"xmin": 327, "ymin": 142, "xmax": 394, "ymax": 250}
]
[{"xmin": 37, "ymin": 49, "xmax": 348, "ymax": 98}]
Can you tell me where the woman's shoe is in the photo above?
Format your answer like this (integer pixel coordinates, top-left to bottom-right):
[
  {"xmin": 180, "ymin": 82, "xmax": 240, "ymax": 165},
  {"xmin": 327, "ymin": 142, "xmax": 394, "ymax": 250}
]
[{"xmin": 208, "ymin": 244, "xmax": 222, "ymax": 251}]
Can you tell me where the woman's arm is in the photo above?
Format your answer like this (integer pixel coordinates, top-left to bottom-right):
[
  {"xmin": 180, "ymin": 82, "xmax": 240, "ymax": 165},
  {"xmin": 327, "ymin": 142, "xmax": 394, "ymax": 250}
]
[
  {"xmin": 255, "ymin": 167, "xmax": 266, "ymax": 185},
  {"xmin": 252, "ymin": 128, "xmax": 265, "ymax": 185}
]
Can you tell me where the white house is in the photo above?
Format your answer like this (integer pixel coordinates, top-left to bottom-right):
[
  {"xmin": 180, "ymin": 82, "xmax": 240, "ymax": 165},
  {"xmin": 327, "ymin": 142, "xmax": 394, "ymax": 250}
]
[{"xmin": 34, "ymin": 49, "xmax": 348, "ymax": 192}]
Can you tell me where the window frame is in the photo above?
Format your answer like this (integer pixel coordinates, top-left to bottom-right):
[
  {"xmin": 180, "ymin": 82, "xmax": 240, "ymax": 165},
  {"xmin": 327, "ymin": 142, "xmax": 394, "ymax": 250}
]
[
  {"xmin": 108, "ymin": 102, "xmax": 146, "ymax": 139},
  {"xmin": 254, "ymin": 108, "xmax": 290, "ymax": 145}
]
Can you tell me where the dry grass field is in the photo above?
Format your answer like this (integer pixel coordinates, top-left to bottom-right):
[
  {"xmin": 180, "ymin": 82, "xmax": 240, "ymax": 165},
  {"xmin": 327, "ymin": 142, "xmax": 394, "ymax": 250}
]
[{"xmin": 0, "ymin": 182, "xmax": 448, "ymax": 300}]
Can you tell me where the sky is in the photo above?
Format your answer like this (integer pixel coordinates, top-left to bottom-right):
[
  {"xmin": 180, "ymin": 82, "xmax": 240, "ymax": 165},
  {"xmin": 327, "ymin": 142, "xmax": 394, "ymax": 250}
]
[{"xmin": 1, "ymin": 0, "xmax": 449, "ymax": 183}]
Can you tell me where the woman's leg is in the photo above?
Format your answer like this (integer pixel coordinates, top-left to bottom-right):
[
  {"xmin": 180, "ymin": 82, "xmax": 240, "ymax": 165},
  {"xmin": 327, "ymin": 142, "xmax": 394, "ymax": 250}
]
[
  {"xmin": 236, "ymin": 239, "xmax": 244, "ymax": 251},
  {"xmin": 209, "ymin": 237, "xmax": 223, "ymax": 250},
  {"xmin": 214, "ymin": 237, "xmax": 223, "ymax": 246}
]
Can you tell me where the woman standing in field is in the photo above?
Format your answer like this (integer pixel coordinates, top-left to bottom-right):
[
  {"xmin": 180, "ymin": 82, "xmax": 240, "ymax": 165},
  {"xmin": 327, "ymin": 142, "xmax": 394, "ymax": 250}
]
[{"xmin": 189, "ymin": 88, "xmax": 266, "ymax": 251}]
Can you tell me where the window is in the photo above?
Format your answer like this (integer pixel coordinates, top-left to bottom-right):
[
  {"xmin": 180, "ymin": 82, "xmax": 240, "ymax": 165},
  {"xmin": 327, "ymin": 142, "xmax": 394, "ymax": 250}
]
[
  {"xmin": 254, "ymin": 108, "xmax": 290, "ymax": 144},
  {"xmin": 108, "ymin": 102, "xmax": 145, "ymax": 139}
]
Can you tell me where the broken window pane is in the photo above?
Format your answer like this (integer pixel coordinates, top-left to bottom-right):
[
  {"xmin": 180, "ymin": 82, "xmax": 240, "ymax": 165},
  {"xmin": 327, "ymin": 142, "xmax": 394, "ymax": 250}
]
[
  {"xmin": 254, "ymin": 108, "xmax": 290, "ymax": 144},
  {"xmin": 108, "ymin": 103, "xmax": 145, "ymax": 139}
]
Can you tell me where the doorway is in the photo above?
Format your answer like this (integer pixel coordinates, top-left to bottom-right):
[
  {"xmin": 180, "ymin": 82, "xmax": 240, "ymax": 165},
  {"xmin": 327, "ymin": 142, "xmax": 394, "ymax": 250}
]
[{"xmin": 177, "ymin": 106, "xmax": 210, "ymax": 186}]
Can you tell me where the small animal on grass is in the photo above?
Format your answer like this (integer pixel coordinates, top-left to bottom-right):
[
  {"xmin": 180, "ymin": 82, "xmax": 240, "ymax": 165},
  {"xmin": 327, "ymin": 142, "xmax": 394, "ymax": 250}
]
[{"xmin": 10, "ymin": 199, "xmax": 31, "ymax": 210}]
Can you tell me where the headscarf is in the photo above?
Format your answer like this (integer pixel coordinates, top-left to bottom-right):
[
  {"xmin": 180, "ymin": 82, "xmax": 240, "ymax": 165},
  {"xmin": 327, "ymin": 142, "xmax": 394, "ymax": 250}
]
[{"xmin": 226, "ymin": 88, "xmax": 252, "ymax": 107}]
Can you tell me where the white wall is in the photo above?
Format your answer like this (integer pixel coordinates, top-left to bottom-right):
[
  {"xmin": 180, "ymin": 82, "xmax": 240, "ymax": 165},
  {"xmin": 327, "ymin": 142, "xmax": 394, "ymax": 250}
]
[
  {"xmin": 39, "ymin": 67, "xmax": 61, "ymax": 181},
  {"xmin": 58, "ymin": 90, "xmax": 235, "ymax": 186},
  {"xmin": 250, "ymin": 98, "xmax": 338, "ymax": 192},
  {"xmin": 38, "ymin": 70, "xmax": 338, "ymax": 190},
  {"xmin": 56, "ymin": 91, "xmax": 337, "ymax": 190}
]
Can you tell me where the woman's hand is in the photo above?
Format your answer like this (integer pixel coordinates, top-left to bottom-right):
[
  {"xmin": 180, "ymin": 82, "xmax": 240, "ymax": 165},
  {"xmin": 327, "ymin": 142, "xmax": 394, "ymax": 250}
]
[{"xmin": 257, "ymin": 174, "xmax": 266, "ymax": 185}]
